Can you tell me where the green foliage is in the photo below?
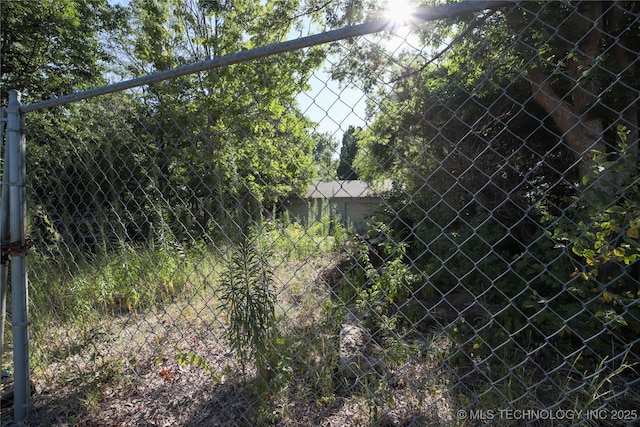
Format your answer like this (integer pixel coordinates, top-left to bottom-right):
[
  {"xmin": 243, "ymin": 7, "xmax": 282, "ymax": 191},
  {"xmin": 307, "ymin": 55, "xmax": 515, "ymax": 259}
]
[
  {"xmin": 256, "ymin": 213, "xmax": 345, "ymax": 261},
  {"xmin": 176, "ymin": 350, "xmax": 222, "ymax": 380},
  {"xmin": 337, "ymin": 125, "xmax": 361, "ymax": 180},
  {"xmin": 355, "ymin": 239, "xmax": 414, "ymax": 316},
  {"xmin": 338, "ymin": 2, "xmax": 640, "ymax": 383},
  {"xmin": 538, "ymin": 135, "xmax": 640, "ymax": 350},
  {"xmin": 23, "ymin": 0, "xmax": 327, "ymax": 249},
  {"xmin": 0, "ymin": 0, "xmax": 119, "ymax": 102},
  {"xmin": 570, "ymin": 203, "xmax": 639, "ymax": 274},
  {"xmin": 312, "ymin": 131, "xmax": 339, "ymax": 180},
  {"xmin": 338, "ymin": 225, "xmax": 420, "ymax": 332},
  {"xmin": 28, "ymin": 236, "xmax": 211, "ymax": 329},
  {"xmin": 218, "ymin": 238, "xmax": 279, "ymax": 379},
  {"xmin": 571, "ymin": 133, "xmax": 640, "ymax": 276}
]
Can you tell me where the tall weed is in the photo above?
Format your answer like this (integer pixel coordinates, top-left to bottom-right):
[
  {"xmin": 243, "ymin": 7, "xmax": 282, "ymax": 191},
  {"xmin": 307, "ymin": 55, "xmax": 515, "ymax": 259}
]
[{"xmin": 256, "ymin": 213, "xmax": 345, "ymax": 260}]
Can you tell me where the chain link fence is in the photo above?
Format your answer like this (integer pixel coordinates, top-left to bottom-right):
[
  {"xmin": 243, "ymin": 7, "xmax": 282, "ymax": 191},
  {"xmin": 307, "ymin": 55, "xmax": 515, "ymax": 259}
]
[{"xmin": 1, "ymin": 0, "xmax": 639, "ymax": 425}]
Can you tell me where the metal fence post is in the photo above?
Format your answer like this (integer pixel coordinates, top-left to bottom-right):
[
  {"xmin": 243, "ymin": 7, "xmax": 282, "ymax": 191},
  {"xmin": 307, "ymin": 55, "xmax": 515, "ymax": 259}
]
[
  {"xmin": 6, "ymin": 90, "xmax": 30, "ymax": 422},
  {"xmin": 0, "ymin": 107, "xmax": 8, "ymax": 413}
]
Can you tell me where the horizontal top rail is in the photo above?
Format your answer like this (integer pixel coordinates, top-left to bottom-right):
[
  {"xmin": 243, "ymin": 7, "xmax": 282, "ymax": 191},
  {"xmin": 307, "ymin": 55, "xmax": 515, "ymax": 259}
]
[{"xmin": 20, "ymin": 0, "xmax": 516, "ymax": 113}]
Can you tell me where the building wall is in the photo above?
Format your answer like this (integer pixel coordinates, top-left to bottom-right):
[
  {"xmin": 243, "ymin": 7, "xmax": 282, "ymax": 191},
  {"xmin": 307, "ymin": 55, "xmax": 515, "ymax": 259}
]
[{"xmin": 285, "ymin": 196, "xmax": 380, "ymax": 232}]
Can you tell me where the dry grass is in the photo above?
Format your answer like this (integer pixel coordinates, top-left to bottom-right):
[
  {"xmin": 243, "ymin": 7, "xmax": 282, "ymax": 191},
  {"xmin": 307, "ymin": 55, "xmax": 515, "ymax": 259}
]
[{"xmin": 2, "ymin": 254, "xmax": 458, "ymax": 426}]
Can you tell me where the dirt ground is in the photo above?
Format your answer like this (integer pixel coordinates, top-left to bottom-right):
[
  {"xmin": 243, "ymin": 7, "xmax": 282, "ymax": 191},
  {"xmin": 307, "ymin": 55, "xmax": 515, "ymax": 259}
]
[{"xmin": 1, "ymin": 256, "xmax": 456, "ymax": 427}]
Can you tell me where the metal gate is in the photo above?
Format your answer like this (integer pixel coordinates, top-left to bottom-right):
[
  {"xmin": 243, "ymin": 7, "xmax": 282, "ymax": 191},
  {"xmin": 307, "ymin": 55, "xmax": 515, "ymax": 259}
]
[{"xmin": 1, "ymin": 1, "xmax": 638, "ymax": 425}]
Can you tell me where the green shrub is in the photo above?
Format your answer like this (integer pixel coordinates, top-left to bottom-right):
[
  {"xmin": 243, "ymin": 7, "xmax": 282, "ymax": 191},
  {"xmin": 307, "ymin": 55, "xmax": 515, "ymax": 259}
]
[{"xmin": 218, "ymin": 237, "xmax": 280, "ymax": 380}]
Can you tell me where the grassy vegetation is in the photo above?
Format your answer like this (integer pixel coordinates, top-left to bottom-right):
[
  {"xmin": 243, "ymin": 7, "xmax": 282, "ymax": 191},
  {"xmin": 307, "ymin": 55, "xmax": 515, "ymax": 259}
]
[
  {"xmin": 11, "ymin": 216, "xmax": 342, "ymax": 408},
  {"xmin": 30, "ymin": 242, "xmax": 196, "ymax": 320},
  {"xmin": 1, "ymin": 212, "xmax": 636, "ymax": 426}
]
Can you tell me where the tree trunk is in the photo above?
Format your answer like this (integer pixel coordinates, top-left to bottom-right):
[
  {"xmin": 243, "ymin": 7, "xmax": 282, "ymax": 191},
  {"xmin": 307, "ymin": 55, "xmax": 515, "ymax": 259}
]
[
  {"xmin": 525, "ymin": 1, "xmax": 607, "ymax": 187},
  {"xmin": 527, "ymin": 67, "xmax": 604, "ymax": 183}
]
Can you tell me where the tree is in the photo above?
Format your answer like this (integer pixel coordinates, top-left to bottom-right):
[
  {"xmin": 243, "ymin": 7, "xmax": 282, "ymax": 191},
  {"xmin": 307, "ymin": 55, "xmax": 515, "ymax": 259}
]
[
  {"xmin": 328, "ymin": 0, "xmax": 639, "ymax": 365},
  {"xmin": 337, "ymin": 125, "xmax": 360, "ymax": 180},
  {"xmin": 312, "ymin": 131, "xmax": 339, "ymax": 180},
  {"xmin": 346, "ymin": 0, "xmax": 639, "ymax": 246},
  {"xmin": 505, "ymin": 1, "xmax": 639, "ymax": 192},
  {"xmin": 1, "ymin": 0, "xmax": 132, "ymax": 252},
  {"xmin": 0, "ymin": 0, "xmax": 120, "ymax": 103},
  {"xmin": 110, "ymin": 0, "xmax": 325, "ymax": 238},
  {"xmin": 20, "ymin": 0, "xmax": 326, "ymax": 250}
]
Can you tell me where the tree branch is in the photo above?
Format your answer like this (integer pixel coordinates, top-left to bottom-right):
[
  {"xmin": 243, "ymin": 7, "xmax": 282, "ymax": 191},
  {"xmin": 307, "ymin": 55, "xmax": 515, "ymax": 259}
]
[{"xmin": 527, "ymin": 66, "xmax": 578, "ymax": 136}]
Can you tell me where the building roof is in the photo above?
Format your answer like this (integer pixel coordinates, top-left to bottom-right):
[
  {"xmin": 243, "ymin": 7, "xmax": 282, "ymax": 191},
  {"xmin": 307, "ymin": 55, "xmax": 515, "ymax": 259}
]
[{"xmin": 305, "ymin": 180, "xmax": 388, "ymax": 199}]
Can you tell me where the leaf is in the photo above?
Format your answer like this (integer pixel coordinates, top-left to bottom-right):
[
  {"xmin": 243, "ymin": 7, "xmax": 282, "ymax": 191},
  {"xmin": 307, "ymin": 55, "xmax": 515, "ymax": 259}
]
[
  {"xmin": 600, "ymin": 292, "xmax": 613, "ymax": 304},
  {"xmin": 159, "ymin": 368, "xmax": 174, "ymax": 381},
  {"xmin": 605, "ymin": 205, "xmax": 625, "ymax": 214},
  {"xmin": 613, "ymin": 248, "xmax": 625, "ymax": 259},
  {"xmin": 627, "ymin": 222, "xmax": 640, "ymax": 239}
]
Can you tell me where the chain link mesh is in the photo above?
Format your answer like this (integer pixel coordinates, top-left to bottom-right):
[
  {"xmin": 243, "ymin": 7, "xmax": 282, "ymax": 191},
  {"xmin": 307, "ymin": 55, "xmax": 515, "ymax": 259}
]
[{"xmin": 1, "ymin": 1, "xmax": 639, "ymax": 426}]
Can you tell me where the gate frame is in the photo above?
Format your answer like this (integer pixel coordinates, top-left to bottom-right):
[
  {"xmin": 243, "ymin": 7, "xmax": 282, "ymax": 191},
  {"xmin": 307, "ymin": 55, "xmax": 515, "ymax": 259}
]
[{"xmin": 1, "ymin": 90, "xmax": 30, "ymax": 421}]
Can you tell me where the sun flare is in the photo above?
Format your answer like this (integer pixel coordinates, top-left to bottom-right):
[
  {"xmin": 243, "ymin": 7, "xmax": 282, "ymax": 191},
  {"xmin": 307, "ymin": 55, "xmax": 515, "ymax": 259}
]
[{"xmin": 382, "ymin": 0, "xmax": 416, "ymax": 27}]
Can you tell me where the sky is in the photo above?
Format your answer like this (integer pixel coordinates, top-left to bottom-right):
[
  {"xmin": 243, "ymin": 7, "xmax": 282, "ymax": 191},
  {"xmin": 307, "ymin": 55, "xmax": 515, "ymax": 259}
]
[
  {"xmin": 297, "ymin": 24, "xmax": 421, "ymax": 140},
  {"xmin": 297, "ymin": 71, "xmax": 368, "ymax": 139},
  {"xmin": 280, "ymin": 1, "xmax": 421, "ymax": 140}
]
